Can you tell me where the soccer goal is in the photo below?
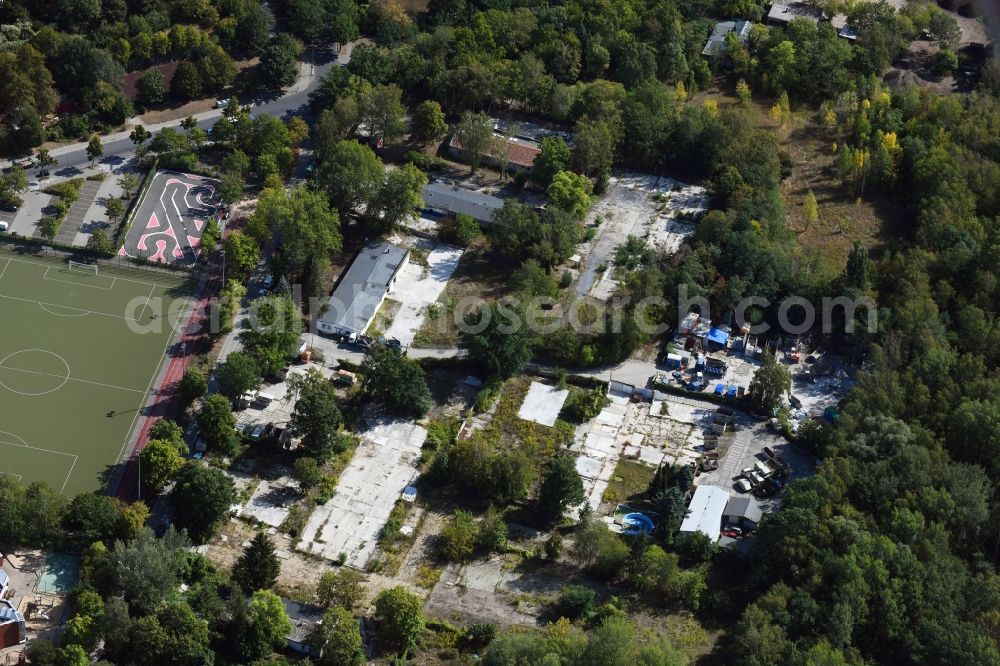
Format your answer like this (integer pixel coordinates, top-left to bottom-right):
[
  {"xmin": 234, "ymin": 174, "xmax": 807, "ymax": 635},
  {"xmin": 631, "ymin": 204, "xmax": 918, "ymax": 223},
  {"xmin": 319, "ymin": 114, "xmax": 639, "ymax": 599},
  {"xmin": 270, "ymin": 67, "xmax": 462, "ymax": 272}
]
[{"xmin": 68, "ymin": 260, "xmax": 99, "ymax": 275}]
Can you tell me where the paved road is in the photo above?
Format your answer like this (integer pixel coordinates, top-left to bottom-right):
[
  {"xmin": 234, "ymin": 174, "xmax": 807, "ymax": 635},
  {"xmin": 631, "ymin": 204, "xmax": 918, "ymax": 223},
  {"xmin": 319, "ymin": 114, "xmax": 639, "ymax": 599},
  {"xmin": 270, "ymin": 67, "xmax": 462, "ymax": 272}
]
[{"xmin": 3, "ymin": 43, "xmax": 357, "ymax": 181}]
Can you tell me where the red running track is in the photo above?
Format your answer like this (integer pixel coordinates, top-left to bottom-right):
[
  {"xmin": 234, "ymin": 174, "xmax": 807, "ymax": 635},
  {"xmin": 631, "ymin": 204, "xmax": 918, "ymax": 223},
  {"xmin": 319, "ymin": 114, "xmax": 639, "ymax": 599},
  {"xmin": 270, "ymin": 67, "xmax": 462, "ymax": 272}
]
[{"xmin": 112, "ymin": 261, "xmax": 222, "ymax": 502}]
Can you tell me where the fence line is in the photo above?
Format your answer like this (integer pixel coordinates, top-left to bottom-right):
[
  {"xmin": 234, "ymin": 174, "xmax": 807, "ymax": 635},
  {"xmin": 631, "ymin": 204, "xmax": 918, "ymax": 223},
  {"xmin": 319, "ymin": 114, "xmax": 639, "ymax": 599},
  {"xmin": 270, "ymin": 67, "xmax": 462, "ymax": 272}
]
[{"xmin": 0, "ymin": 236, "xmax": 193, "ymax": 277}]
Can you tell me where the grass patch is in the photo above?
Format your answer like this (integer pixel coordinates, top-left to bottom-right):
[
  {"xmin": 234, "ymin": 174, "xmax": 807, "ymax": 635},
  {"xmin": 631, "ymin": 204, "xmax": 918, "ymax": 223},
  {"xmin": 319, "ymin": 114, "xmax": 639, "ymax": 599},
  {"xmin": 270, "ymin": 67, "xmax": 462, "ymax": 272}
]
[
  {"xmin": 415, "ymin": 563, "xmax": 443, "ymax": 588},
  {"xmin": 602, "ymin": 459, "xmax": 656, "ymax": 506},
  {"xmin": 412, "ymin": 237, "xmax": 506, "ymax": 348},
  {"xmin": 365, "ymin": 297, "xmax": 401, "ymax": 339},
  {"xmin": 471, "ymin": 376, "xmax": 575, "ymax": 460}
]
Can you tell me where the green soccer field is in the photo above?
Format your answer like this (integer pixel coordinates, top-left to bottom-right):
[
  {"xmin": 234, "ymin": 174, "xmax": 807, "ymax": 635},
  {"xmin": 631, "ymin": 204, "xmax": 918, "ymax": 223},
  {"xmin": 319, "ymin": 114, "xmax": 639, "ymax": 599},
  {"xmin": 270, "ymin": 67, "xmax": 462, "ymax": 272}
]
[{"xmin": 0, "ymin": 249, "xmax": 191, "ymax": 495}]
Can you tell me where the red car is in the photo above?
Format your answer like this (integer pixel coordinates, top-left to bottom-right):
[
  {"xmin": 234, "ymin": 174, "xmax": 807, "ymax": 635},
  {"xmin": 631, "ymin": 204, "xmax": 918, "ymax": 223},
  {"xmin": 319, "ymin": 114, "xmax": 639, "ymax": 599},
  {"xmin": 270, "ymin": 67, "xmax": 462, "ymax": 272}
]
[{"xmin": 721, "ymin": 529, "xmax": 741, "ymax": 539}]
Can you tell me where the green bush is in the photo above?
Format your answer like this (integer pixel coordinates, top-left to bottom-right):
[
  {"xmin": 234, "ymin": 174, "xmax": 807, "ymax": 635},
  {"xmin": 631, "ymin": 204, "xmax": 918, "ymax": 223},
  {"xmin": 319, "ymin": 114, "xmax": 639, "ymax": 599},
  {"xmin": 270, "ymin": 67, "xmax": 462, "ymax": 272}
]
[
  {"xmin": 38, "ymin": 216, "xmax": 62, "ymax": 240},
  {"xmin": 439, "ymin": 510, "xmax": 477, "ymax": 562},
  {"xmin": 440, "ymin": 213, "xmax": 482, "ymax": 247},
  {"xmin": 557, "ymin": 585, "xmax": 595, "ymax": 619},
  {"xmin": 461, "ymin": 623, "xmax": 497, "ymax": 651},
  {"xmin": 379, "ymin": 499, "xmax": 409, "ymax": 548},
  {"xmin": 315, "ymin": 475, "xmax": 337, "ymax": 504},
  {"xmin": 473, "ymin": 379, "xmax": 502, "ymax": 413},
  {"xmin": 476, "ymin": 507, "xmax": 508, "ymax": 552},
  {"xmin": 44, "ymin": 179, "xmax": 82, "ymax": 200},
  {"xmin": 403, "ymin": 150, "xmax": 447, "ymax": 172},
  {"xmin": 560, "ymin": 386, "xmax": 610, "ymax": 423}
]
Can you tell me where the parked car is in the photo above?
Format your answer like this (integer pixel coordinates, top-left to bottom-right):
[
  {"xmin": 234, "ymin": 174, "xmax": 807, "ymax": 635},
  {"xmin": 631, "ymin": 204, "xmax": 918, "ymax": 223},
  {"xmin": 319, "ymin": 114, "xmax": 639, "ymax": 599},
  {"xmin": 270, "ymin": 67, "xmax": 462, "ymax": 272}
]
[
  {"xmin": 0, "ymin": 221, "xmax": 8, "ymax": 232},
  {"xmin": 735, "ymin": 478, "xmax": 752, "ymax": 493},
  {"xmin": 15, "ymin": 157, "xmax": 34, "ymax": 169},
  {"xmin": 214, "ymin": 98, "xmax": 230, "ymax": 109}
]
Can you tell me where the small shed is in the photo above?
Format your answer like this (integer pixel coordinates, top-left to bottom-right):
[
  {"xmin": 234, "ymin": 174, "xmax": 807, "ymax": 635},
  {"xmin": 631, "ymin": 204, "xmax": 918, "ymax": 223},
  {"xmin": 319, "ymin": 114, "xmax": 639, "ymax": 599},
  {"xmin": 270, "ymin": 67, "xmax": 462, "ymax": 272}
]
[{"xmin": 723, "ymin": 496, "xmax": 764, "ymax": 528}]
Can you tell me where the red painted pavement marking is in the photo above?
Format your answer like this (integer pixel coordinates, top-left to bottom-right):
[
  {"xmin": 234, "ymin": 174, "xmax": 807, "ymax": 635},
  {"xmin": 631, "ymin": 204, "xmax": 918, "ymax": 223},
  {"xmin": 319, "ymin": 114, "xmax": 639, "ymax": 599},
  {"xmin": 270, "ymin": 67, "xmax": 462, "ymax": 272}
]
[
  {"xmin": 150, "ymin": 239, "xmax": 167, "ymax": 262},
  {"xmin": 146, "ymin": 212, "xmax": 160, "ymax": 229}
]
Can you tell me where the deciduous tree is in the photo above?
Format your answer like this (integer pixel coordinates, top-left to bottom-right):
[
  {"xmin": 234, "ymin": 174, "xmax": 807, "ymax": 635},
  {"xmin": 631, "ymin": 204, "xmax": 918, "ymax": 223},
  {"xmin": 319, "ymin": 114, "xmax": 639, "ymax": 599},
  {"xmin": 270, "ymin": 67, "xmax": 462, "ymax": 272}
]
[
  {"xmin": 374, "ymin": 586, "xmax": 424, "ymax": 652},
  {"xmin": 748, "ymin": 351, "xmax": 790, "ymax": 413},
  {"xmin": 360, "ymin": 345, "xmax": 433, "ymax": 417},
  {"xmin": 289, "ymin": 368, "xmax": 345, "ymax": 461},
  {"xmin": 454, "ymin": 111, "xmax": 493, "ymax": 174},
  {"xmin": 196, "ymin": 393, "xmax": 238, "ymax": 451},
  {"xmin": 169, "ymin": 462, "xmax": 236, "ymax": 543},
  {"xmin": 139, "ymin": 438, "xmax": 186, "ymax": 494},
  {"xmin": 310, "ymin": 606, "xmax": 364, "ymax": 665},
  {"xmin": 411, "ymin": 100, "xmax": 448, "ymax": 145},
  {"xmin": 258, "ymin": 33, "xmax": 298, "ymax": 89}
]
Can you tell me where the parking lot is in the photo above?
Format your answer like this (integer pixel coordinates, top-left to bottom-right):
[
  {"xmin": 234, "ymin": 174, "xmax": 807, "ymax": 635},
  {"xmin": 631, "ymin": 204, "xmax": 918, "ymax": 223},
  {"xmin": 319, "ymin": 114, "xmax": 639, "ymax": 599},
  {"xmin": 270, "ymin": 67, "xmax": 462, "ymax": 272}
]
[{"xmin": 696, "ymin": 419, "xmax": 813, "ymax": 508}]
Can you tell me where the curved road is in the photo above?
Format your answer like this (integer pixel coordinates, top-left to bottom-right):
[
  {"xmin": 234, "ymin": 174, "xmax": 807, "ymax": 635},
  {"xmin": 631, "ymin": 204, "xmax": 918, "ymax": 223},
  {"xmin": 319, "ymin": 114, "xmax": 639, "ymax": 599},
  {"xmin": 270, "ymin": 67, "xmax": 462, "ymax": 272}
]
[{"xmin": 4, "ymin": 44, "xmax": 354, "ymax": 178}]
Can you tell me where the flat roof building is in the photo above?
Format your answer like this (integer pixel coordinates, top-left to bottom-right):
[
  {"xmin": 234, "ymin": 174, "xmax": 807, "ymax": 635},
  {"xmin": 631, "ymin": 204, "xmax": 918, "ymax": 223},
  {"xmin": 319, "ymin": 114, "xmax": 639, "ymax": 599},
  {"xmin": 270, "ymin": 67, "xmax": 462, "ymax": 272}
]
[
  {"xmin": 422, "ymin": 182, "xmax": 505, "ymax": 225},
  {"xmin": 766, "ymin": 1, "xmax": 822, "ymax": 25},
  {"xmin": 679, "ymin": 485, "xmax": 730, "ymax": 542},
  {"xmin": 317, "ymin": 241, "xmax": 409, "ymax": 337},
  {"xmin": 724, "ymin": 496, "xmax": 765, "ymax": 527},
  {"xmin": 703, "ymin": 19, "xmax": 753, "ymax": 57}
]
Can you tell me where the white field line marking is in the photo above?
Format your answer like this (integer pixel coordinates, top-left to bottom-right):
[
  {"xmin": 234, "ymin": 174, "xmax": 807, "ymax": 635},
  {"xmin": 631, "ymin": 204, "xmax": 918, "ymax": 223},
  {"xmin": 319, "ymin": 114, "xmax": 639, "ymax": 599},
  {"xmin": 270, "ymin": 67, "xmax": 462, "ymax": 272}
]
[
  {"xmin": 43, "ymin": 267, "xmax": 115, "ymax": 291},
  {"xmin": 61, "ymin": 455, "xmax": 78, "ymax": 493},
  {"xmin": 113, "ymin": 279, "xmax": 190, "ymax": 474},
  {"xmin": 0, "ymin": 293, "xmax": 142, "ymax": 321},
  {"xmin": 140, "ymin": 284, "xmax": 156, "ymax": 319},
  {"xmin": 0, "ymin": 365, "xmax": 146, "ymax": 394},
  {"xmin": 0, "ymin": 253, "xmax": 179, "ymax": 289},
  {"xmin": 0, "ymin": 438, "xmax": 78, "ymax": 494}
]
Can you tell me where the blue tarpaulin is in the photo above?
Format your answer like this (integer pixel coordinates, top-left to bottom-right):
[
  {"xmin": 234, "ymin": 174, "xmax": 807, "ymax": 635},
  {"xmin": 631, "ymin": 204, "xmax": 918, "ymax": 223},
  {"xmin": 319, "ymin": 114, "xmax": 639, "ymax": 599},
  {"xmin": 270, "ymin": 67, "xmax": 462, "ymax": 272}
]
[
  {"xmin": 714, "ymin": 383, "xmax": 725, "ymax": 395},
  {"xmin": 706, "ymin": 328, "xmax": 729, "ymax": 346},
  {"xmin": 727, "ymin": 386, "xmax": 738, "ymax": 397}
]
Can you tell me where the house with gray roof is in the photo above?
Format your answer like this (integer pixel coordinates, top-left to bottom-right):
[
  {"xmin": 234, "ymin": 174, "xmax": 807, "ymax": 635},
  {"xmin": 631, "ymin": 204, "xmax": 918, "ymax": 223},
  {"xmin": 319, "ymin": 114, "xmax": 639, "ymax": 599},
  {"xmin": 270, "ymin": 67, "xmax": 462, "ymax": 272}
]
[
  {"xmin": 317, "ymin": 242, "xmax": 409, "ymax": 338},
  {"xmin": 703, "ymin": 19, "xmax": 753, "ymax": 57},
  {"xmin": 282, "ymin": 598, "xmax": 324, "ymax": 654},
  {"xmin": 422, "ymin": 182, "xmax": 505, "ymax": 225}
]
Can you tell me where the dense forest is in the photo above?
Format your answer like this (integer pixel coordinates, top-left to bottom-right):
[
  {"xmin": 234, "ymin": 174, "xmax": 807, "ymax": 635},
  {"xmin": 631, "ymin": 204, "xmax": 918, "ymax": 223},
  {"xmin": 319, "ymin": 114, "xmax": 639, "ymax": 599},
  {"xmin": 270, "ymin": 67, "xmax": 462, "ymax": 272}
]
[{"xmin": 2, "ymin": 0, "xmax": 1000, "ymax": 664}]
